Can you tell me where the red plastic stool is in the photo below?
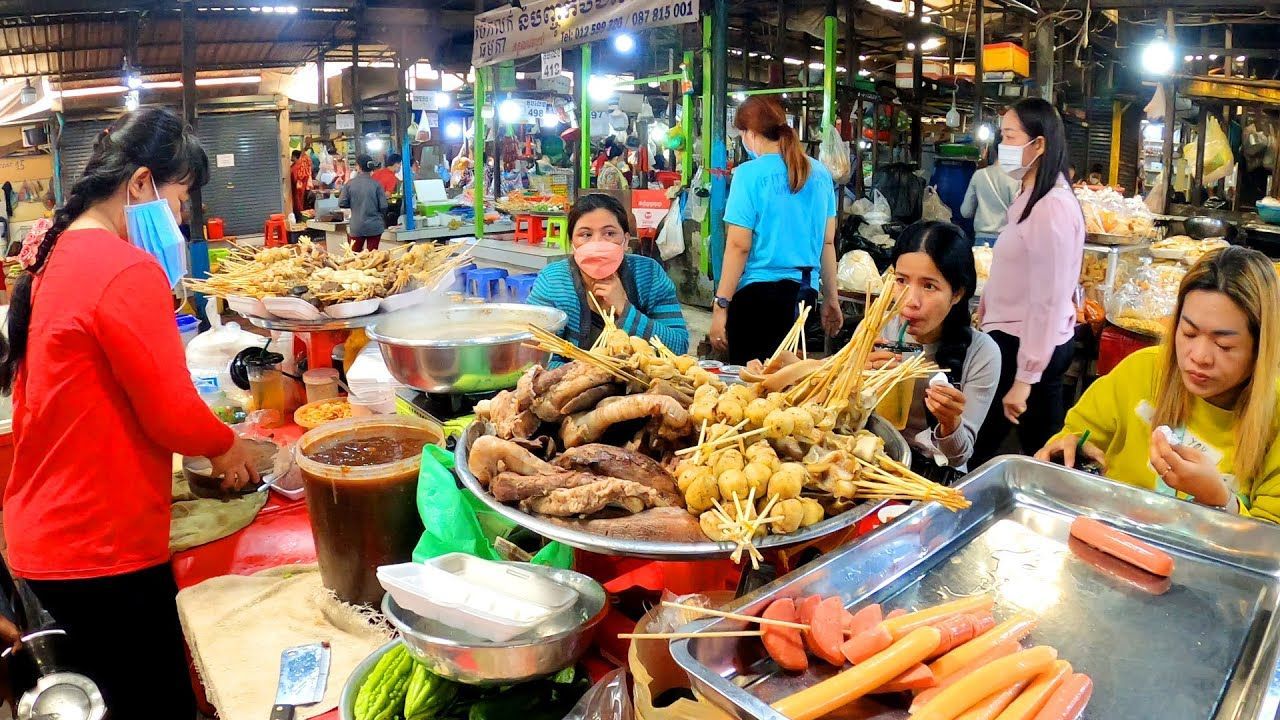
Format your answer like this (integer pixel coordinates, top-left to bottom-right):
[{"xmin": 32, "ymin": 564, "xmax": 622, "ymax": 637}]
[
  {"xmin": 263, "ymin": 213, "xmax": 288, "ymax": 248},
  {"xmin": 512, "ymin": 214, "xmax": 546, "ymax": 245}
]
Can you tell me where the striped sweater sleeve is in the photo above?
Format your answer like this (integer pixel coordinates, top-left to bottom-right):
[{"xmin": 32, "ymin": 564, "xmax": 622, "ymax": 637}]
[
  {"xmin": 618, "ymin": 256, "xmax": 690, "ymax": 354},
  {"xmin": 526, "ymin": 261, "xmax": 579, "ymax": 366}
]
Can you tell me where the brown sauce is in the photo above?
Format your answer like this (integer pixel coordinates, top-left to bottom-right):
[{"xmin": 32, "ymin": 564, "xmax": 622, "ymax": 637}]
[{"xmin": 304, "ymin": 436, "xmax": 429, "ymax": 466}]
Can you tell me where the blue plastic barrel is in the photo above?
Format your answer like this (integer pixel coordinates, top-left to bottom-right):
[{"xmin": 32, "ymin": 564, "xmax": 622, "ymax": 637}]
[{"xmin": 930, "ymin": 158, "xmax": 977, "ymax": 239}]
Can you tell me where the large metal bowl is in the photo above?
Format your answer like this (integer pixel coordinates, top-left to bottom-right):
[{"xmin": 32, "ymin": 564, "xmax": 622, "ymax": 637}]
[
  {"xmin": 455, "ymin": 417, "xmax": 910, "ymax": 559},
  {"xmin": 366, "ymin": 304, "xmax": 567, "ymax": 394},
  {"xmin": 378, "ymin": 563, "xmax": 607, "ymax": 686}
]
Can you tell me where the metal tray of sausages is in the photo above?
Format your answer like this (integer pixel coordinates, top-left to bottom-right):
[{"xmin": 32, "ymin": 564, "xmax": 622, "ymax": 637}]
[{"xmin": 671, "ymin": 456, "xmax": 1280, "ymax": 719}]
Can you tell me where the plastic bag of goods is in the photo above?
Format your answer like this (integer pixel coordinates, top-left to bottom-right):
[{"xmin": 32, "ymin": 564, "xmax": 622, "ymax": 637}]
[
  {"xmin": 819, "ymin": 125, "xmax": 853, "ymax": 184},
  {"xmin": 921, "ymin": 185, "xmax": 952, "ymax": 222},
  {"xmin": 872, "ymin": 162, "xmax": 926, "ymax": 222},
  {"xmin": 1182, "ymin": 115, "xmax": 1235, "ymax": 186},
  {"xmin": 972, "ymin": 245, "xmax": 993, "ymax": 296},
  {"xmin": 838, "ymin": 250, "xmax": 884, "ymax": 294},
  {"xmin": 1105, "ymin": 257, "xmax": 1183, "ymax": 337}
]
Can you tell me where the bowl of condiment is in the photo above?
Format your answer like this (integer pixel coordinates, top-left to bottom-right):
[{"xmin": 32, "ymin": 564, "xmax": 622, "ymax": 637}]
[
  {"xmin": 367, "ymin": 304, "xmax": 567, "ymax": 394},
  {"xmin": 381, "ymin": 561, "xmax": 607, "ymax": 685},
  {"xmin": 294, "ymin": 416, "xmax": 443, "ymax": 605}
]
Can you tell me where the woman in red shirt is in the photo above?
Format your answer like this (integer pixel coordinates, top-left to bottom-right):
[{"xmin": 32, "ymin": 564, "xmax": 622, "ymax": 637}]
[{"xmin": 0, "ymin": 107, "xmax": 259, "ymax": 718}]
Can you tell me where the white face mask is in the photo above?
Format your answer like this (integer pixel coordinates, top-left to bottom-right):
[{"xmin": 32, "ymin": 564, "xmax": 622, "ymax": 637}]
[{"xmin": 997, "ymin": 141, "xmax": 1035, "ymax": 181}]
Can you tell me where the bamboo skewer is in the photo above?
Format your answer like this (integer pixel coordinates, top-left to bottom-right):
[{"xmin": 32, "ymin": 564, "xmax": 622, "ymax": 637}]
[
  {"xmin": 619, "ymin": 631, "xmax": 764, "ymax": 640},
  {"xmin": 674, "ymin": 426, "xmax": 768, "ymax": 456}
]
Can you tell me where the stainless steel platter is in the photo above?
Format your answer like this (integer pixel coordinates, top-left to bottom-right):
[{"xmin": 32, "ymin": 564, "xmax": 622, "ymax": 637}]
[
  {"xmin": 367, "ymin": 304, "xmax": 567, "ymax": 394},
  {"xmin": 453, "ymin": 417, "xmax": 909, "ymax": 560},
  {"xmin": 1085, "ymin": 231, "xmax": 1153, "ymax": 247},
  {"xmin": 670, "ymin": 456, "xmax": 1280, "ymax": 720}
]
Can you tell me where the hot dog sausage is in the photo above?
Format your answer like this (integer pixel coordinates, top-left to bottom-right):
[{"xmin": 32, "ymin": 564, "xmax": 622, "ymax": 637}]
[
  {"xmin": 1069, "ymin": 517, "xmax": 1174, "ymax": 577},
  {"xmin": 762, "ymin": 598, "xmax": 808, "ymax": 672}
]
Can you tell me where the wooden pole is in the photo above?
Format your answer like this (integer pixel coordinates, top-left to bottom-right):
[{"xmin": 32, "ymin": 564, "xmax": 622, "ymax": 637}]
[{"xmin": 1158, "ymin": 9, "xmax": 1176, "ymax": 214}]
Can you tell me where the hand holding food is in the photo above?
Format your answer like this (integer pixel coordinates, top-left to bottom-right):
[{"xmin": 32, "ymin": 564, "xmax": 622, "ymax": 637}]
[
  {"xmin": 207, "ymin": 435, "xmax": 263, "ymax": 491},
  {"xmin": 1149, "ymin": 430, "xmax": 1232, "ymax": 508},
  {"xmin": 1034, "ymin": 434, "xmax": 1105, "ymax": 471},
  {"xmin": 925, "ymin": 384, "xmax": 967, "ymax": 437},
  {"xmin": 866, "ymin": 350, "xmax": 899, "ymax": 370}
]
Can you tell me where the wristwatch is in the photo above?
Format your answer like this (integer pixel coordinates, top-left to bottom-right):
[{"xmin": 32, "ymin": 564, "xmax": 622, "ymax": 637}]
[{"xmin": 714, "ymin": 295, "xmax": 731, "ymax": 309}]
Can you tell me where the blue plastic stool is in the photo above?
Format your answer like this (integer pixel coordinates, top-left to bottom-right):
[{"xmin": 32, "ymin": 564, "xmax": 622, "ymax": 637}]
[
  {"xmin": 453, "ymin": 262, "xmax": 478, "ymax": 293},
  {"xmin": 466, "ymin": 267, "xmax": 509, "ymax": 300},
  {"xmin": 505, "ymin": 273, "xmax": 539, "ymax": 302}
]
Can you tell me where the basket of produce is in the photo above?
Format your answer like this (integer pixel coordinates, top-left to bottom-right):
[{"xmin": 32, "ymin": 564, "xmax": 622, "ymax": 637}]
[
  {"xmin": 457, "ymin": 280, "xmax": 969, "ymax": 563},
  {"xmin": 186, "ymin": 240, "xmax": 470, "ymax": 320},
  {"xmin": 494, "ymin": 189, "xmax": 569, "ymax": 215}
]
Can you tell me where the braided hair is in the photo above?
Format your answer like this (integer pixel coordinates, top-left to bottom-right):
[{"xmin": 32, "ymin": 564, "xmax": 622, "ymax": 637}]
[{"xmin": 0, "ymin": 106, "xmax": 209, "ymax": 393}]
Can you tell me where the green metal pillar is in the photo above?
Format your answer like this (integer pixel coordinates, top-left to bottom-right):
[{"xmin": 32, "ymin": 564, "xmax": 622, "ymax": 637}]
[
  {"xmin": 823, "ymin": 14, "xmax": 837, "ymax": 129},
  {"xmin": 681, "ymin": 50, "xmax": 695, "ymax": 186},
  {"xmin": 473, "ymin": 67, "xmax": 487, "ymax": 240},
  {"xmin": 709, "ymin": 0, "xmax": 727, "ymax": 281},
  {"xmin": 580, "ymin": 44, "xmax": 592, "ymax": 190},
  {"xmin": 700, "ymin": 17, "xmax": 711, "ymax": 240}
]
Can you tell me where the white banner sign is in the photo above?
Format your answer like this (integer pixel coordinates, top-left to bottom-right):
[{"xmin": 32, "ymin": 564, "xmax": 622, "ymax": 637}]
[
  {"xmin": 541, "ymin": 49, "xmax": 563, "ymax": 79},
  {"xmin": 473, "ymin": 0, "xmax": 699, "ymax": 67},
  {"xmin": 335, "ymin": 113, "xmax": 355, "ymax": 131},
  {"xmin": 410, "ymin": 90, "xmax": 436, "ymax": 111}
]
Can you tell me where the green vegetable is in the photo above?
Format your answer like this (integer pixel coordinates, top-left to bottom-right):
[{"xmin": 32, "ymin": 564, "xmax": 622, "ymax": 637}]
[
  {"xmin": 404, "ymin": 662, "xmax": 459, "ymax": 720},
  {"xmin": 354, "ymin": 644, "xmax": 416, "ymax": 720}
]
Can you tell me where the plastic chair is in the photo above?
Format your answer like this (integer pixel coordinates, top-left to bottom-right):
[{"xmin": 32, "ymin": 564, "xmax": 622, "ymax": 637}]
[
  {"xmin": 465, "ymin": 268, "xmax": 509, "ymax": 300},
  {"xmin": 505, "ymin": 273, "xmax": 539, "ymax": 302},
  {"xmin": 544, "ymin": 215, "xmax": 569, "ymax": 251},
  {"xmin": 452, "ymin": 262, "xmax": 477, "ymax": 293},
  {"xmin": 263, "ymin": 213, "xmax": 288, "ymax": 248},
  {"xmin": 513, "ymin": 214, "xmax": 546, "ymax": 245}
]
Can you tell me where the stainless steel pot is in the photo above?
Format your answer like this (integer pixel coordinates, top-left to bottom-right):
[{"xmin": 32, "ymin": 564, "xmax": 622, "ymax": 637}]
[{"xmin": 366, "ymin": 304, "xmax": 568, "ymax": 394}]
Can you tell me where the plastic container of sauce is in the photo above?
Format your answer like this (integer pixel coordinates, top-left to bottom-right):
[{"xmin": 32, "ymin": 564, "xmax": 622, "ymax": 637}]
[
  {"xmin": 303, "ymin": 368, "xmax": 341, "ymax": 403},
  {"xmin": 295, "ymin": 416, "xmax": 443, "ymax": 605}
]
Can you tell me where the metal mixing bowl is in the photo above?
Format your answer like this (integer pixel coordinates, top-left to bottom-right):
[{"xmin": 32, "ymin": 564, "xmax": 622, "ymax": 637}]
[
  {"xmin": 380, "ymin": 563, "xmax": 607, "ymax": 685},
  {"xmin": 366, "ymin": 304, "xmax": 567, "ymax": 394}
]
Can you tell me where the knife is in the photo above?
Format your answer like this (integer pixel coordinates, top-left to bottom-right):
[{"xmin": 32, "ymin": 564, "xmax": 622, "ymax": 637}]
[{"xmin": 271, "ymin": 642, "xmax": 331, "ymax": 720}]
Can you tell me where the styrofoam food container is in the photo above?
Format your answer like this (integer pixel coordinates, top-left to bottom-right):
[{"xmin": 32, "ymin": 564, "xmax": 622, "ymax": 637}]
[
  {"xmin": 325, "ymin": 297, "xmax": 382, "ymax": 319},
  {"xmin": 263, "ymin": 296, "xmax": 325, "ymax": 321},
  {"xmin": 379, "ymin": 286, "xmax": 433, "ymax": 313},
  {"xmin": 226, "ymin": 294, "xmax": 272, "ymax": 319},
  {"xmin": 378, "ymin": 554, "xmax": 579, "ymax": 642}
]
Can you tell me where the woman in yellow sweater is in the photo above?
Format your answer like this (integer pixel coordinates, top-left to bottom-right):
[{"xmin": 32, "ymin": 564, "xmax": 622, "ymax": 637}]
[{"xmin": 1037, "ymin": 246, "xmax": 1280, "ymax": 522}]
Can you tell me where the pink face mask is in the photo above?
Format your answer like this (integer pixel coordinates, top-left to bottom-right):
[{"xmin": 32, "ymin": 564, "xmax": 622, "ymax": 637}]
[{"xmin": 573, "ymin": 240, "xmax": 625, "ymax": 280}]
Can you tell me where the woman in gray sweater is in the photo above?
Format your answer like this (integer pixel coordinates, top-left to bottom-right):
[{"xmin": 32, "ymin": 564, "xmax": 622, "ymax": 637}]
[
  {"xmin": 339, "ymin": 153, "xmax": 387, "ymax": 251},
  {"xmin": 871, "ymin": 221, "xmax": 1001, "ymax": 478}
]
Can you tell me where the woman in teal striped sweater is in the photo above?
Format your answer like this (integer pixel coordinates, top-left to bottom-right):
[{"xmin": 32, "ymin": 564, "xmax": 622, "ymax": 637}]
[{"xmin": 528, "ymin": 193, "xmax": 689, "ymax": 354}]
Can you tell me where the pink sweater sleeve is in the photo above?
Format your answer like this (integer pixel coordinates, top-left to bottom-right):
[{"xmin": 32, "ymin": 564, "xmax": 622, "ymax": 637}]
[{"xmin": 1015, "ymin": 192, "xmax": 1082, "ymax": 384}]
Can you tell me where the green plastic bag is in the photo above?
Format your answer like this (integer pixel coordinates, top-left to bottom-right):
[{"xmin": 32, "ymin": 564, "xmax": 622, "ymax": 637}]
[{"xmin": 412, "ymin": 444, "xmax": 572, "ymax": 568}]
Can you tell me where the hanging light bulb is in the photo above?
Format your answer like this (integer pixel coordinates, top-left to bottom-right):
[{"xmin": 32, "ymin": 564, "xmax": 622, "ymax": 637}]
[
  {"xmin": 19, "ymin": 79, "xmax": 36, "ymax": 105},
  {"xmin": 1142, "ymin": 36, "xmax": 1176, "ymax": 76}
]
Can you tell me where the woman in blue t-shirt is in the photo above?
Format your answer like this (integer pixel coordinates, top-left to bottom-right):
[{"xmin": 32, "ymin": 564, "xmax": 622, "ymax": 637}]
[{"xmin": 711, "ymin": 96, "xmax": 842, "ymax": 365}]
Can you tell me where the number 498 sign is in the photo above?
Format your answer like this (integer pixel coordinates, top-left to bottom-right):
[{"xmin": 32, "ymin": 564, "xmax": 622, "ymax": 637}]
[{"xmin": 541, "ymin": 49, "xmax": 562, "ymax": 80}]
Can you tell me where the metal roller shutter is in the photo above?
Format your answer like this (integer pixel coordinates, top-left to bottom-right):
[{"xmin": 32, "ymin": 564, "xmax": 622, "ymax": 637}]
[
  {"xmin": 58, "ymin": 119, "xmax": 111, "ymax": 200},
  {"xmin": 196, "ymin": 112, "xmax": 282, "ymax": 237}
]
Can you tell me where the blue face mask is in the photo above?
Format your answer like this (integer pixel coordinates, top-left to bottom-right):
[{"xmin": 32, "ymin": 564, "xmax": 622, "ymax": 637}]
[
  {"xmin": 124, "ymin": 179, "xmax": 188, "ymax": 289},
  {"xmin": 743, "ymin": 139, "xmax": 758, "ymax": 160}
]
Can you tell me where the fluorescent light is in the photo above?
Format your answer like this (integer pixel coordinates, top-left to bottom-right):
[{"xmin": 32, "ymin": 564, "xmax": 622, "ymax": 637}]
[
  {"xmin": 808, "ymin": 62, "xmax": 825, "ymax": 70},
  {"xmin": 648, "ymin": 81, "xmax": 659, "ymax": 88},
  {"xmin": 858, "ymin": 69, "xmax": 871, "ymax": 76},
  {"xmin": 1237, "ymin": 55, "xmax": 1247, "ymax": 62},
  {"xmin": 921, "ymin": 16, "xmax": 932, "ymax": 23},
  {"xmin": 783, "ymin": 57, "xmax": 804, "ymax": 66},
  {"xmin": 1194, "ymin": 55, "xmax": 1203, "ymax": 60},
  {"xmin": 859, "ymin": 55, "xmax": 868, "ymax": 61},
  {"xmin": 125, "ymin": 74, "xmax": 143, "ymax": 90},
  {"xmin": 541, "ymin": 113, "xmax": 561, "ymax": 129},
  {"xmin": 435, "ymin": 92, "xmax": 452, "ymax": 108},
  {"xmin": 921, "ymin": 38, "xmax": 942, "ymax": 51},
  {"xmin": 197, "ymin": 75, "xmax": 261, "ymax": 87},
  {"xmin": 58, "ymin": 85, "xmax": 128, "ymax": 98},
  {"xmin": 445, "ymin": 122, "xmax": 463, "ymax": 139},
  {"xmin": 366, "ymin": 136, "xmax": 386, "ymax": 152},
  {"xmin": 1183, "ymin": 55, "xmax": 1194, "ymax": 62},
  {"xmin": 1209, "ymin": 54, "xmax": 1219, "ymax": 60}
]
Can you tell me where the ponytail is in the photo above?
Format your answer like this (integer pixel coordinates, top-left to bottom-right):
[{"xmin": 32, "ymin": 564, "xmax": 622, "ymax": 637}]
[
  {"xmin": 735, "ymin": 95, "xmax": 811, "ymax": 194},
  {"xmin": 777, "ymin": 125, "xmax": 810, "ymax": 193},
  {"xmin": 0, "ymin": 106, "xmax": 209, "ymax": 394}
]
